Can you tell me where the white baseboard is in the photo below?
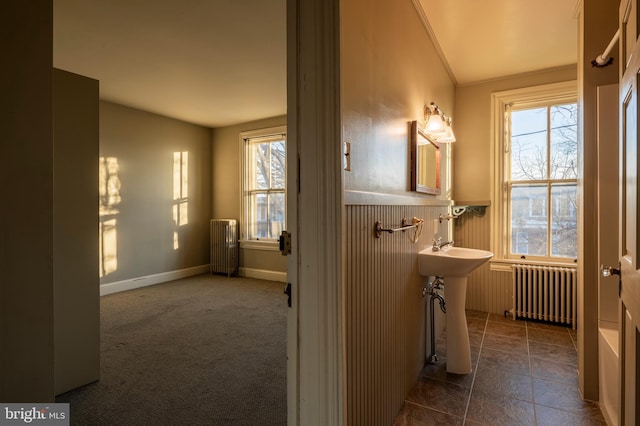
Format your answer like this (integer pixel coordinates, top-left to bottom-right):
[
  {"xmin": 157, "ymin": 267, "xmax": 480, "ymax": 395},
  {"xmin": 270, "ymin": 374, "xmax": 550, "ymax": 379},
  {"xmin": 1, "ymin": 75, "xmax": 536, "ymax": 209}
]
[
  {"xmin": 100, "ymin": 265, "xmax": 210, "ymax": 296},
  {"xmin": 239, "ymin": 267, "xmax": 287, "ymax": 283}
]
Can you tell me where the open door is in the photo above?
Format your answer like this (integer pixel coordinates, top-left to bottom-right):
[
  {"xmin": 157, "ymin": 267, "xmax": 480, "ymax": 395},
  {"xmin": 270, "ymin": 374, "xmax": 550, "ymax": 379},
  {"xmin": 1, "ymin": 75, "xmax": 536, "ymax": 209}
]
[
  {"xmin": 618, "ymin": 0, "xmax": 640, "ymax": 423},
  {"xmin": 53, "ymin": 69, "xmax": 100, "ymax": 395}
]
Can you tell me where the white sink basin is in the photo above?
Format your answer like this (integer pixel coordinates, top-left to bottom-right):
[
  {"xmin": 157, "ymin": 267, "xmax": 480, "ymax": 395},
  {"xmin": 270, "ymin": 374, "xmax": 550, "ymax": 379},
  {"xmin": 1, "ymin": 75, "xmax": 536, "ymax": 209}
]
[
  {"xmin": 417, "ymin": 246, "xmax": 493, "ymax": 374},
  {"xmin": 418, "ymin": 246, "xmax": 493, "ymax": 277}
]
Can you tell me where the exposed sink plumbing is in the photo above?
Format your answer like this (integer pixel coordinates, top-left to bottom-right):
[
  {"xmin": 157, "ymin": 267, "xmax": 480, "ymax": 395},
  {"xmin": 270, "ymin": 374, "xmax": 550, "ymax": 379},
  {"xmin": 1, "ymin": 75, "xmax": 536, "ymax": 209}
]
[{"xmin": 423, "ymin": 277, "xmax": 446, "ymax": 364}]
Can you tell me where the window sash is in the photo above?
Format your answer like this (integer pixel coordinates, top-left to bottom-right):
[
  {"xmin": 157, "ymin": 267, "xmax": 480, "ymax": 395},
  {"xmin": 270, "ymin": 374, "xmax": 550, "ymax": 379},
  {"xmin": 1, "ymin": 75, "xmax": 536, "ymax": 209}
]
[
  {"xmin": 490, "ymin": 82, "xmax": 578, "ymax": 269},
  {"xmin": 507, "ymin": 182, "xmax": 577, "ymax": 259},
  {"xmin": 505, "ymin": 102, "xmax": 577, "ymax": 261},
  {"xmin": 246, "ymin": 189, "xmax": 285, "ymax": 240},
  {"xmin": 240, "ymin": 126, "xmax": 287, "ymax": 242},
  {"xmin": 246, "ymin": 137, "xmax": 286, "ymax": 192}
]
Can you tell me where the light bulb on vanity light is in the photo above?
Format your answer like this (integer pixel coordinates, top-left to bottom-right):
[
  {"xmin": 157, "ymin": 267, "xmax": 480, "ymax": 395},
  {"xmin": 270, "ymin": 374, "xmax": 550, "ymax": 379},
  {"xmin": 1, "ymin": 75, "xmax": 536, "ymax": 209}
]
[{"xmin": 423, "ymin": 102, "xmax": 456, "ymax": 143}]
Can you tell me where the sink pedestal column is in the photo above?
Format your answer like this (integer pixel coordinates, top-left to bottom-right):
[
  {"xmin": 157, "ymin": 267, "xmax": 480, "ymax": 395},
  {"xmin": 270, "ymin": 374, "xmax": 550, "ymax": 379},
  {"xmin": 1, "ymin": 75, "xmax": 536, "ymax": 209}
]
[{"xmin": 443, "ymin": 276, "xmax": 472, "ymax": 374}]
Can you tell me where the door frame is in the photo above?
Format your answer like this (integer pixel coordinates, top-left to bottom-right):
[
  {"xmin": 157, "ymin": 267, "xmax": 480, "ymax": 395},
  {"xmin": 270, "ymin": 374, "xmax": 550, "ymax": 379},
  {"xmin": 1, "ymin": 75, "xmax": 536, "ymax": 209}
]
[{"xmin": 286, "ymin": 0, "xmax": 344, "ymax": 424}]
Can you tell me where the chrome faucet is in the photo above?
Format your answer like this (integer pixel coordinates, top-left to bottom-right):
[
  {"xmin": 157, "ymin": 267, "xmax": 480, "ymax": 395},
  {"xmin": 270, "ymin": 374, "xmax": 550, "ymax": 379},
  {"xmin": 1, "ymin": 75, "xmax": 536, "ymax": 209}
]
[{"xmin": 432, "ymin": 237, "xmax": 454, "ymax": 251}]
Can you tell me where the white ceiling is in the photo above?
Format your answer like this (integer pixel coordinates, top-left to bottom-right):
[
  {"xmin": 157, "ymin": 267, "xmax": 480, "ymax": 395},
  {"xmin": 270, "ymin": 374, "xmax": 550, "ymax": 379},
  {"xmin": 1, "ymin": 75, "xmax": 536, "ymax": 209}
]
[
  {"xmin": 53, "ymin": 0, "xmax": 579, "ymax": 128},
  {"xmin": 416, "ymin": 0, "xmax": 580, "ymax": 85},
  {"xmin": 54, "ymin": 0, "xmax": 287, "ymax": 128}
]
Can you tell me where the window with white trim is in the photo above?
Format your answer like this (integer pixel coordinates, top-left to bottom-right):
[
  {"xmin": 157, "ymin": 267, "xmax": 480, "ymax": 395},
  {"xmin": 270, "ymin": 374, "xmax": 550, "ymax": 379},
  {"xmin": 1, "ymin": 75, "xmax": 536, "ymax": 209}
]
[
  {"xmin": 491, "ymin": 82, "xmax": 578, "ymax": 267},
  {"xmin": 240, "ymin": 126, "xmax": 286, "ymax": 243}
]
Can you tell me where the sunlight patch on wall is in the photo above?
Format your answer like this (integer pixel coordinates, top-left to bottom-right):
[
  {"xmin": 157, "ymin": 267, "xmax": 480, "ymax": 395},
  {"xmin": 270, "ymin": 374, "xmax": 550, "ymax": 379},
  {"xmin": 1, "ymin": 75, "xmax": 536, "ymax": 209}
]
[
  {"xmin": 99, "ymin": 157, "xmax": 121, "ymax": 277},
  {"xmin": 99, "ymin": 219, "xmax": 118, "ymax": 277},
  {"xmin": 173, "ymin": 151, "xmax": 189, "ymax": 250}
]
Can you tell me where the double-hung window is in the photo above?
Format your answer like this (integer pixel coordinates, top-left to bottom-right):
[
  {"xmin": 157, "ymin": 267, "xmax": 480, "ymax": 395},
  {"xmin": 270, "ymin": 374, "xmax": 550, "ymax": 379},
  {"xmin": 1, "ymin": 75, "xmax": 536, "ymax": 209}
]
[
  {"xmin": 240, "ymin": 126, "xmax": 286, "ymax": 243},
  {"xmin": 492, "ymin": 82, "xmax": 578, "ymax": 267}
]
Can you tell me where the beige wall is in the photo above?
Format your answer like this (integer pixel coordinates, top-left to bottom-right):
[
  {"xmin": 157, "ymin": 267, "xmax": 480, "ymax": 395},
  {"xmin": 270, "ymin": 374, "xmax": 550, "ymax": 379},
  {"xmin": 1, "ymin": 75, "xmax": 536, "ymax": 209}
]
[
  {"xmin": 341, "ymin": 0, "xmax": 454, "ymax": 197},
  {"xmin": 99, "ymin": 101, "xmax": 212, "ymax": 284},
  {"xmin": 453, "ymin": 66, "xmax": 577, "ymax": 203},
  {"xmin": 211, "ymin": 115, "xmax": 288, "ymax": 275},
  {"xmin": 341, "ymin": 0, "xmax": 454, "ymax": 424},
  {"xmin": 240, "ymin": 248, "xmax": 286, "ymax": 273}
]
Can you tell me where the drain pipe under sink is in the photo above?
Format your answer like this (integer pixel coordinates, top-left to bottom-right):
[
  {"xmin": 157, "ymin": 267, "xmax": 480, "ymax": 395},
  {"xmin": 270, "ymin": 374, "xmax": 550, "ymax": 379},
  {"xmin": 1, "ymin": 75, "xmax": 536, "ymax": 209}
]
[{"xmin": 424, "ymin": 277, "xmax": 446, "ymax": 364}]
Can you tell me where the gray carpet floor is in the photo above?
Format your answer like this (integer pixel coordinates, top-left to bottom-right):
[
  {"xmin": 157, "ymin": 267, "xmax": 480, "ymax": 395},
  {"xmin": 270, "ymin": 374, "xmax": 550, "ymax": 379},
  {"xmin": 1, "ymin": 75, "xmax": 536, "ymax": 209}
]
[{"xmin": 56, "ymin": 274, "xmax": 287, "ymax": 426}]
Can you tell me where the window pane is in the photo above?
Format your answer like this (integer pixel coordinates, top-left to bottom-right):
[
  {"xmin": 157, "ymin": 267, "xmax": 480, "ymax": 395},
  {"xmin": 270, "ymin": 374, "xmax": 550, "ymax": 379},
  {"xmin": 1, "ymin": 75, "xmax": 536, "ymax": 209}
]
[
  {"xmin": 550, "ymin": 104, "xmax": 578, "ymax": 179},
  {"xmin": 251, "ymin": 193, "xmax": 269, "ymax": 239},
  {"xmin": 270, "ymin": 140, "xmax": 286, "ymax": 189},
  {"xmin": 249, "ymin": 191, "xmax": 285, "ymax": 239},
  {"xmin": 268, "ymin": 192, "xmax": 285, "ymax": 239},
  {"xmin": 551, "ymin": 184, "xmax": 577, "ymax": 258},
  {"xmin": 511, "ymin": 185, "xmax": 548, "ymax": 256},
  {"xmin": 510, "ymin": 107, "xmax": 547, "ymax": 181},
  {"xmin": 253, "ymin": 143, "xmax": 270, "ymax": 190}
]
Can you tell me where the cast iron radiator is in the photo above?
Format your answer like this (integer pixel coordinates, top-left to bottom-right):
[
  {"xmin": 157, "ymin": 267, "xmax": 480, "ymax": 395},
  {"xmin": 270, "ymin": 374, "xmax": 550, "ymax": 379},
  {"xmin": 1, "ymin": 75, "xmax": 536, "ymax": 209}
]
[
  {"xmin": 512, "ymin": 264, "xmax": 577, "ymax": 329},
  {"xmin": 210, "ymin": 219, "xmax": 238, "ymax": 277}
]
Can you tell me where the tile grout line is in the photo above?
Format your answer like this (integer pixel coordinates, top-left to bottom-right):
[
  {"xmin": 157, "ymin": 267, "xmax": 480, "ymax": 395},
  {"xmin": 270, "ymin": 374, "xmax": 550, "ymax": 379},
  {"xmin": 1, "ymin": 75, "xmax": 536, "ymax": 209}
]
[
  {"xmin": 526, "ymin": 321, "xmax": 540, "ymax": 426},
  {"xmin": 461, "ymin": 312, "xmax": 488, "ymax": 424},
  {"xmin": 401, "ymin": 400, "xmax": 456, "ymax": 418},
  {"xmin": 398, "ymin": 315, "xmax": 588, "ymax": 425}
]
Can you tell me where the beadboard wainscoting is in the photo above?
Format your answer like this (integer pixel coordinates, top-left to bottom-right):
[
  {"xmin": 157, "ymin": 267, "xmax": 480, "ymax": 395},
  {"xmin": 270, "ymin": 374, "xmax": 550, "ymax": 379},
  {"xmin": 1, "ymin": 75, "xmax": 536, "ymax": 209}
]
[
  {"xmin": 345, "ymin": 203, "xmax": 449, "ymax": 426},
  {"xmin": 453, "ymin": 211, "xmax": 513, "ymax": 314}
]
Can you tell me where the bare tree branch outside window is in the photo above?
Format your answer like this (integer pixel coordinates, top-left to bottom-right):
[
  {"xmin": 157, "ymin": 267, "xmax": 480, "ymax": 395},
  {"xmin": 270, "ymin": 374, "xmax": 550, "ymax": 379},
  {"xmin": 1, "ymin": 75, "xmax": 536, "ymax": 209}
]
[
  {"xmin": 509, "ymin": 104, "xmax": 577, "ymax": 258},
  {"xmin": 248, "ymin": 137, "xmax": 286, "ymax": 239}
]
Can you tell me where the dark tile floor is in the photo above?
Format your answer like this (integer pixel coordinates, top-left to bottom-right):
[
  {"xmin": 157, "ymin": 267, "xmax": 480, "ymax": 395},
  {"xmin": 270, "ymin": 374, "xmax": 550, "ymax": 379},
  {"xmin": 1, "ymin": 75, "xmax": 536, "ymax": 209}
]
[{"xmin": 393, "ymin": 310, "xmax": 606, "ymax": 425}]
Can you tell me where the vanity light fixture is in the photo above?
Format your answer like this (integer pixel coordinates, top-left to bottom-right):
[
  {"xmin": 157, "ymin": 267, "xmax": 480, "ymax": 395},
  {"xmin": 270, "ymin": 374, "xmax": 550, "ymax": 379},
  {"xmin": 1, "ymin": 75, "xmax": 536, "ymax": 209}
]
[
  {"xmin": 424, "ymin": 103, "xmax": 446, "ymax": 134},
  {"xmin": 423, "ymin": 102, "xmax": 456, "ymax": 143}
]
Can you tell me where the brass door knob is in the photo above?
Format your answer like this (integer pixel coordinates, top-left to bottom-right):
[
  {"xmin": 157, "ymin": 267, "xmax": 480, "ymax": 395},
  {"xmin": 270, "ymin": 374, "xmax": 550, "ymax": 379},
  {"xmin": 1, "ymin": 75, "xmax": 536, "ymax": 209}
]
[{"xmin": 601, "ymin": 264, "xmax": 621, "ymax": 277}]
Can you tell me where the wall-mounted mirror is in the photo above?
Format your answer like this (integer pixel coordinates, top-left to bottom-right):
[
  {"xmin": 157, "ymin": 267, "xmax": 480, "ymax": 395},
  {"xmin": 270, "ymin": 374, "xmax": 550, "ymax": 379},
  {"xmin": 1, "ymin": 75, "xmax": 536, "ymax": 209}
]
[{"xmin": 410, "ymin": 120, "xmax": 440, "ymax": 195}]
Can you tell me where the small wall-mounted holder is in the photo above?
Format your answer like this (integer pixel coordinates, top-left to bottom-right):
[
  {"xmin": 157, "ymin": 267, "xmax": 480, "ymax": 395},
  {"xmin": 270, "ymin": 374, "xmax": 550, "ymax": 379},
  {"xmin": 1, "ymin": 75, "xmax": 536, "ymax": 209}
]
[
  {"xmin": 374, "ymin": 217, "xmax": 424, "ymax": 242},
  {"xmin": 438, "ymin": 214, "xmax": 456, "ymax": 223},
  {"xmin": 374, "ymin": 218, "xmax": 418, "ymax": 238},
  {"xmin": 451, "ymin": 205, "xmax": 487, "ymax": 218},
  {"xmin": 591, "ymin": 56, "xmax": 614, "ymax": 68},
  {"xmin": 591, "ymin": 28, "xmax": 620, "ymax": 69}
]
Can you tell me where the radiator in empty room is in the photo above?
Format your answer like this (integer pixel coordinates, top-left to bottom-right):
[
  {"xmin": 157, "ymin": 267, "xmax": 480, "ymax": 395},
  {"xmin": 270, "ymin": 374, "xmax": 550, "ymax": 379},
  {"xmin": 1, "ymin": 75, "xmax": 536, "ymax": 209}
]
[
  {"xmin": 210, "ymin": 219, "xmax": 238, "ymax": 277},
  {"xmin": 512, "ymin": 264, "xmax": 577, "ymax": 329}
]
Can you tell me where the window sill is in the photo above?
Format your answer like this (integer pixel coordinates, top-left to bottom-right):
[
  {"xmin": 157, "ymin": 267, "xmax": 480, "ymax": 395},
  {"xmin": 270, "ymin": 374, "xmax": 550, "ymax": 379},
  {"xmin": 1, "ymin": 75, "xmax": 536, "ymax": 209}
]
[
  {"xmin": 240, "ymin": 239, "xmax": 280, "ymax": 251},
  {"xmin": 490, "ymin": 258, "xmax": 578, "ymax": 272}
]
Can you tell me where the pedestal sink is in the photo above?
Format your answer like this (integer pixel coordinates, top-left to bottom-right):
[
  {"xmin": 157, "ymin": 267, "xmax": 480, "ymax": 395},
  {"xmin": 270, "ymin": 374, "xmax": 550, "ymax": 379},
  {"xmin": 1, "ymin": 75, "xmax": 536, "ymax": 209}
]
[{"xmin": 418, "ymin": 246, "xmax": 493, "ymax": 374}]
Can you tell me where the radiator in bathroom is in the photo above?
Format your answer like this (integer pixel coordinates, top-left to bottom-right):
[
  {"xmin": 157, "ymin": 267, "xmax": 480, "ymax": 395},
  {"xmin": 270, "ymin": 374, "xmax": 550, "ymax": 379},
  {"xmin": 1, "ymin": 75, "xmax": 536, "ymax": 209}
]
[
  {"xmin": 210, "ymin": 219, "xmax": 238, "ymax": 277},
  {"xmin": 512, "ymin": 264, "xmax": 577, "ymax": 329}
]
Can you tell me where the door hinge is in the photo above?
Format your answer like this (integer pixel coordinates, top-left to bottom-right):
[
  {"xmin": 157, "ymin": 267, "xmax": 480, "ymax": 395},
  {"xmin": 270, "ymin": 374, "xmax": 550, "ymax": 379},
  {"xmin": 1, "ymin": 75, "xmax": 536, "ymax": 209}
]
[
  {"xmin": 279, "ymin": 230, "xmax": 292, "ymax": 255},
  {"xmin": 284, "ymin": 282, "xmax": 292, "ymax": 307}
]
